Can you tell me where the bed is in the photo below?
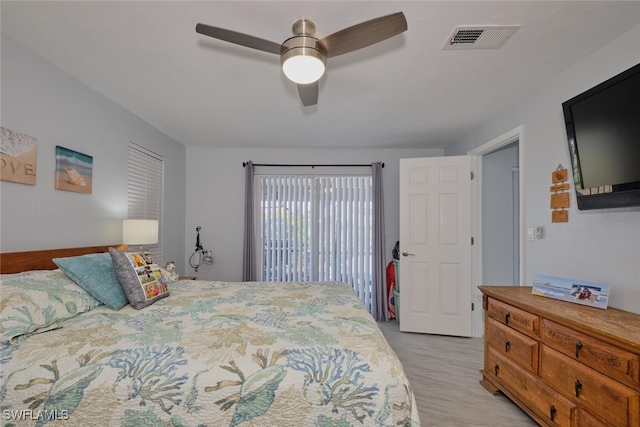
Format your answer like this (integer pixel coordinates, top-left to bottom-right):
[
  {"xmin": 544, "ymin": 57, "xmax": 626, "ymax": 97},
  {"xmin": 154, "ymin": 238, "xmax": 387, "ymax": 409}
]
[{"xmin": 0, "ymin": 245, "xmax": 420, "ymax": 426}]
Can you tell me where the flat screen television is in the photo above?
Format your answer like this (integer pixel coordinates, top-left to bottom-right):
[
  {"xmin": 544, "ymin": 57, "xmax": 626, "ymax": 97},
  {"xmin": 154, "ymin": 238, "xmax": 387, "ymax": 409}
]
[{"xmin": 562, "ymin": 62, "xmax": 640, "ymax": 210}]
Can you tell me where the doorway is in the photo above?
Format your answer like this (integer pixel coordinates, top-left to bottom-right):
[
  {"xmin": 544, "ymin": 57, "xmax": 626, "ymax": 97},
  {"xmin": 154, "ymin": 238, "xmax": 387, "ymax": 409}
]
[
  {"xmin": 482, "ymin": 143, "xmax": 519, "ymax": 285},
  {"xmin": 469, "ymin": 126, "xmax": 525, "ymax": 337}
]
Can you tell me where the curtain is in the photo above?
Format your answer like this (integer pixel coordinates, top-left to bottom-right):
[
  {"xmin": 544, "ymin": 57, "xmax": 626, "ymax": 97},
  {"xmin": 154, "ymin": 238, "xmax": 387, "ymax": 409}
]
[
  {"xmin": 371, "ymin": 162, "xmax": 388, "ymax": 321},
  {"xmin": 242, "ymin": 161, "xmax": 256, "ymax": 281}
]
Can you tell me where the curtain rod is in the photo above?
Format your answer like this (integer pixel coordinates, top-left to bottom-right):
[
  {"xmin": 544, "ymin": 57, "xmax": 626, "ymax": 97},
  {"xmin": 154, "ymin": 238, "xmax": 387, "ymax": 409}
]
[{"xmin": 242, "ymin": 162, "xmax": 384, "ymax": 168}]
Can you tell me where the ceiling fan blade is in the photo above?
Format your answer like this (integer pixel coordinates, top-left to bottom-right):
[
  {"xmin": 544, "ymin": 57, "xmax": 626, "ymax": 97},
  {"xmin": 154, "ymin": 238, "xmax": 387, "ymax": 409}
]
[
  {"xmin": 298, "ymin": 82, "xmax": 318, "ymax": 107},
  {"xmin": 196, "ymin": 23, "xmax": 281, "ymax": 55},
  {"xmin": 320, "ymin": 12, "xmax": 407, "ymax": 58}
]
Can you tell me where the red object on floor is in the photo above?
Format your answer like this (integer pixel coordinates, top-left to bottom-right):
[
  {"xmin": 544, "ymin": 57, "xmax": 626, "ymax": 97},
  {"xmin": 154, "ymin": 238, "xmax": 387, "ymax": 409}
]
[{"xmin": 386, "ymin": 261, "xmax": 396, "ymax": 319}]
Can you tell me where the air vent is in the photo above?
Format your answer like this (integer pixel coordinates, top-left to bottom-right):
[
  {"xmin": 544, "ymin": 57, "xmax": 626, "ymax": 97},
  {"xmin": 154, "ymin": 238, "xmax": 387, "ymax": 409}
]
[{"xmin": 443, "ymin": 25, "xmax": 520, "ymax": 50}]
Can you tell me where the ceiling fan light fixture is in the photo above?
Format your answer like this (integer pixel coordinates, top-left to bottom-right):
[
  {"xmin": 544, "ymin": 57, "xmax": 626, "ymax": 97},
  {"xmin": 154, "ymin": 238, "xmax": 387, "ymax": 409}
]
[
  {"xmin": 281, "ymin": 34, "xmax": 327, "ymax": 85},
  {"xmin": 196, "ymin": 12, "xmax": 407, "ymax": 105},
  {"xmin": 282, "ymin": 49, "xmax": 326, "ymax": 84}
]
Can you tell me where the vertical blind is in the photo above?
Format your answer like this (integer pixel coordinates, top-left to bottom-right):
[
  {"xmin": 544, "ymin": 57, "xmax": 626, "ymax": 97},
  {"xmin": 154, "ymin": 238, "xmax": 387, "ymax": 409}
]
[
  {"xmin": 260, "ymin": 175, "xmax": 373, "ymax": 308},
  {"xmin": 127, "ymin": 142, "xmax": 164, "ymax": 263}
]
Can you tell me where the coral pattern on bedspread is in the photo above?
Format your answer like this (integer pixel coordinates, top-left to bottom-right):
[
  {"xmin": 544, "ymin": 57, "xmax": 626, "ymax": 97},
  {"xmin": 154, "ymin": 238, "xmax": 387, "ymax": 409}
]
[
  {"xmin": 1, "ymin": 280, "xmax": 420, "ymax": 426},
  {"xmin": 0, "ymin": 270, "xmax": 102, "ymax": 344}
]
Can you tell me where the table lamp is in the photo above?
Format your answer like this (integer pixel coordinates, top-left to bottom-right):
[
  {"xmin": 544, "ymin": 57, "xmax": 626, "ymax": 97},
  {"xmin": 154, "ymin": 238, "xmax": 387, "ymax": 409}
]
[{"xmin": 123, "ymin": 219, "xmax": 159, "ymax": 252}]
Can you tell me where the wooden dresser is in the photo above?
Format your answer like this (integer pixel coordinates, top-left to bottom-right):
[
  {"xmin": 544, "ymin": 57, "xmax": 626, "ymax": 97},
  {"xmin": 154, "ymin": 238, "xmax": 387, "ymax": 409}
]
[{"xmin": 479, "ymin": 286, "xmax": 640, "ymax": 427}]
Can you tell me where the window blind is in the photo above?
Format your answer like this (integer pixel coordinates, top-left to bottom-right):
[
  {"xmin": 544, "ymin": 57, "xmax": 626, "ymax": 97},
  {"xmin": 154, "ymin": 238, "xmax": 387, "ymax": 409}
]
[
  {"xmin": 127, "ymin": 142, "xmax": 164, "ymax": 263},
  {"xmin": 259, "ymin": 175, "xmax": 373, "ymax": 307}
]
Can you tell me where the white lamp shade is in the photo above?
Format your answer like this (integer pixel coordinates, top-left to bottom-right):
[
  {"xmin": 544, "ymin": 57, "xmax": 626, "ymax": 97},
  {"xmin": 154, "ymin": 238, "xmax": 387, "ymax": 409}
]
[
  {"xmin": 282, "ymin": 53, "xmax": 326, "ymax": 84},
  {"xmin": 123, "ymin": 219, "xmax": 159, "ymax": 245}
]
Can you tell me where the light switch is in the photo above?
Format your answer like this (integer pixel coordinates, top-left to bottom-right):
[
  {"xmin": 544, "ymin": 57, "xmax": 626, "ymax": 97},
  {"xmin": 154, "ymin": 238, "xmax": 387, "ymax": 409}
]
[{"xmin": 527, "ymin": 228, "xmax": 534, "ymax": 241}]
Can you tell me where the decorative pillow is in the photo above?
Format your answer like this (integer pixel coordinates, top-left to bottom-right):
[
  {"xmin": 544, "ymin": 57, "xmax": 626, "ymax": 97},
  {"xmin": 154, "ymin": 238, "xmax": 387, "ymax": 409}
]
[
  {"xmin": 109, "ymin": 248, "xmax": 170, "ymax": 309},
  {"xmin": 0, "ymin": 269, "xmax": 102, "ymax": 344},
  {"xmin": 53, "ymin": 252, "xmax": 128, "ymax": 310}
]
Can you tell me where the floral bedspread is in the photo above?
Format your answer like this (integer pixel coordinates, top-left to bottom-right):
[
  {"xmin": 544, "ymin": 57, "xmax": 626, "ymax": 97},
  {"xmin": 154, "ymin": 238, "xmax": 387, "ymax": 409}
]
[{"xmin": 1, "ymin": 280, "xmax": 420, "ymax": 426}]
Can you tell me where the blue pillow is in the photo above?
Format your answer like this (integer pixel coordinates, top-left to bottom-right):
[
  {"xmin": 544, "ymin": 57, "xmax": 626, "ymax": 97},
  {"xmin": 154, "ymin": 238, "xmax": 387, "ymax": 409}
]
[{"xmin": 53, "ymin": 253, "xmax": 128, "ymax": 310}]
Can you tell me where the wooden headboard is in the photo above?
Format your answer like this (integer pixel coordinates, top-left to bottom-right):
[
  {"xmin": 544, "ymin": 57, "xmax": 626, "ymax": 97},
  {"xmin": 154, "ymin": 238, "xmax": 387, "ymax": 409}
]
[{"xmin": 0, "ymin": 244, "xmax": 128, "ymax": 274}]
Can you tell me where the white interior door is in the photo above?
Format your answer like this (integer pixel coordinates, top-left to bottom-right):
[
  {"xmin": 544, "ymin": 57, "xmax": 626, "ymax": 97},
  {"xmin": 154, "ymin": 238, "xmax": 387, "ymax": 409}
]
[{"xmin": 399, "ymin": 156, "xmax": 472, "ymax": 336}]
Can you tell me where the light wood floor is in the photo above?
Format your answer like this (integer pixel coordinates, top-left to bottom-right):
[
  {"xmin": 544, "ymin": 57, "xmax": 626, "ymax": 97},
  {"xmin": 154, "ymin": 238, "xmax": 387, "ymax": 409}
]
[{"xmin": 378, "ymin": 321, "xmax": 537, "ymax": 426}]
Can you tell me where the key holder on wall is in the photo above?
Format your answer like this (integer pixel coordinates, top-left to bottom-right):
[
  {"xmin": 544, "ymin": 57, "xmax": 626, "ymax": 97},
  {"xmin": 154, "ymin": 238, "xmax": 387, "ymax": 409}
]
[
  {"xmin": 550, "ymin": 164, "xmax": 570, "ymax": 223},
  {"xmin": 190, "ymin": 226, "xmax": 214, "ymax": 273}
]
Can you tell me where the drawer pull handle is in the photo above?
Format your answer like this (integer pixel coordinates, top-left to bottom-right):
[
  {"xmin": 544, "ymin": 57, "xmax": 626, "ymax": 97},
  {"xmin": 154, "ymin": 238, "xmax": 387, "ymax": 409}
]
[
  {"xmin": 494, "ymin": 363, "xmax": 500, "ymax": 376},
  {"xmin": 505, "ymin": 340, "xmax": 510, "ymax": 353},
  {"xmin": 575, "ymin": 341, "xmax": 582, "ymax": 358},
  {"xmin": 550, "ymin": 405, "xmax": 556, "ymax": 421},
  {"xmin": 505, "ymin": 312, "xmax": 510, "ymax": 325},
  {"xmin": 574, "ymin": 380, "xmax": 582, "ymax": 398}
]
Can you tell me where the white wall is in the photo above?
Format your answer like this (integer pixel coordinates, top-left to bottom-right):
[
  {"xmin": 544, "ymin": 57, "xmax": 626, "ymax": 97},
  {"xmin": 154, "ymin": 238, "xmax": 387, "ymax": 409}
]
[
  {"xmin": 446, "ymin": 25, "xmax": 640, "ymax": 314},
  {"xmin": 185, "ymin": 147, "xmax": 442, "ymax": 280},
  {"xmin": 0, "ymin": 35, "xmax": 187, "ymax": 271}
]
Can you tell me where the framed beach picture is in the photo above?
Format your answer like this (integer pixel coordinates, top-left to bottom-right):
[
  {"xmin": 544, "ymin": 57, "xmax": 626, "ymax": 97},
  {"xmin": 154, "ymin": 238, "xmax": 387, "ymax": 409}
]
[
  {"xmin": 532, "ymin": 274, "xmax": 609, "ymax": 309},
  {"xmin": 55, "ymin": 146, "xmax": 93, "ymax": 194},
  {"xmin": 0, "ymin": 126, "xmax": 38, "ymax": 186}
]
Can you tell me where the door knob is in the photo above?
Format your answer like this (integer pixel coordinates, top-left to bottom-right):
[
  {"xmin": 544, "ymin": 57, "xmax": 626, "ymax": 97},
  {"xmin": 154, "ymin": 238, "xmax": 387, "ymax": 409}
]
[{"xmin": 402, "ymin": 251, "xmax": 415, "ymax": 257}]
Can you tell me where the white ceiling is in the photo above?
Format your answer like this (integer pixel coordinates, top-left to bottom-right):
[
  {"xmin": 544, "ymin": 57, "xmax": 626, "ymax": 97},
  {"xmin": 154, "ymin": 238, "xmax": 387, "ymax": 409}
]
[{"xmin": 2, "ymin": 1, "xmax": 640, "ymax": 149}]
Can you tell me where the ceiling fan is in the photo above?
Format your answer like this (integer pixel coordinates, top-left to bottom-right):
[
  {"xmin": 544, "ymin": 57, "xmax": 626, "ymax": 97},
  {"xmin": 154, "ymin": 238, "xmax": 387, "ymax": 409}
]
[{"xmin": 195, "ymin": 12, "xmax": 407, "ymax": 106}]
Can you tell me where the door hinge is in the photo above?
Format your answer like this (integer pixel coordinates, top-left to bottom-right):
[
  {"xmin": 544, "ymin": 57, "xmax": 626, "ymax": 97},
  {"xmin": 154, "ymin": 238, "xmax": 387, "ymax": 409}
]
[
  {"xmin": 471, "ymin": 237, "xmax": 474, "ymax": 245},
  {"xmin": 471, "ymin": 171, "xmax": 475, "ymax": 180},
  {"xmin": 472, "ymin": 302, "xmax": 475, "ymax": 311}
]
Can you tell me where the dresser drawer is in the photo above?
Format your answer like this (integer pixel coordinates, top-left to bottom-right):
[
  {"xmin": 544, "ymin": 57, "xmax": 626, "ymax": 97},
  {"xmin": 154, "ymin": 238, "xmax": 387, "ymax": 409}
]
[
  {"xmin": 541, "ymin": 346, "xmax": 639, "ymax": 426},
  {"xmin": 487, "ymin": 298, "xmax": 540, "ymax": 338},
  {"xmin": 488, "ymin": 346, "xmax": 576, "ymax": 426},
  {"xmin": 487, "ymin": 317, "xmax": 539, "ymax": 373},
  {"xmin": 579, "ymin": 410, "xmax": 610, "ymax": 427},
  {"xmin": 542, "ymin": 319, "xmax": 640, "ymax": 389}
]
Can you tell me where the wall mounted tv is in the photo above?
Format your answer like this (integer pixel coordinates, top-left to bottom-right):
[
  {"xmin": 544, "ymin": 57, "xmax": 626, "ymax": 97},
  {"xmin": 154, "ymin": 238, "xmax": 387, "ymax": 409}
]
[{"xmin": 562, "ymin": 62, "xmax": 640, "ymax": 210}]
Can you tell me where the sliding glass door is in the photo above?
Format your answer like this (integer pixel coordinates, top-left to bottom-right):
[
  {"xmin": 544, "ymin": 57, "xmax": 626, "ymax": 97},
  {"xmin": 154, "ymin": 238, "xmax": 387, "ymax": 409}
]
[{"xmin": 258, "ymin": 175, "xmax": 373, "ymax": 306}]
